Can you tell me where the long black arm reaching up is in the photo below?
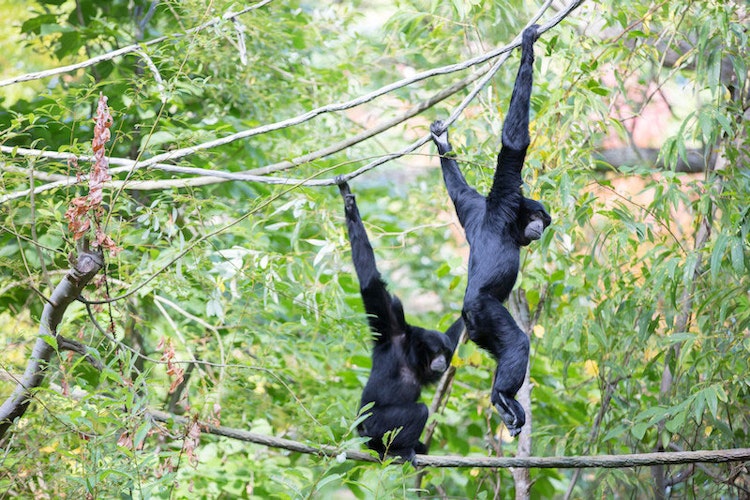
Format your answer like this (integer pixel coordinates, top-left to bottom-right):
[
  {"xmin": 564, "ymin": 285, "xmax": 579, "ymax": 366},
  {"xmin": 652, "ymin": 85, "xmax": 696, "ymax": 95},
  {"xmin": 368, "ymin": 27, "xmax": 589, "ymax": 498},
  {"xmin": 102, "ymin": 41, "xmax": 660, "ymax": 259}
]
[
  {"xmin": 488, "ymin": 26, "xmax": 538, "ymax": 213},
  {"xmin": 338, "ymin": 181, "xmax": 402, "ymax": 343},
  {"xmin": 429, "ymin": 121, "xmax": 485, "ymax": 236}
]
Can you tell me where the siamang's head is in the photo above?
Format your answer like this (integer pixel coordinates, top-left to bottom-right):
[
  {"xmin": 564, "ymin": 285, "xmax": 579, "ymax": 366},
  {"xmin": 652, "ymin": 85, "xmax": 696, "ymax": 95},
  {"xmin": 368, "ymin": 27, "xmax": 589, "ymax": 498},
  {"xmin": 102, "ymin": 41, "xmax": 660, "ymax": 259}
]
[
  {"xmin": 408, "ymin": 327, "xmax": 453, "ymax": 384},
  {"xmin": 390, "ymin": 297, "xmax": 452, "ymax": 383},
  {"xmin": 518, "ymin": 198, "xmax": 551, "ymax": 247}
]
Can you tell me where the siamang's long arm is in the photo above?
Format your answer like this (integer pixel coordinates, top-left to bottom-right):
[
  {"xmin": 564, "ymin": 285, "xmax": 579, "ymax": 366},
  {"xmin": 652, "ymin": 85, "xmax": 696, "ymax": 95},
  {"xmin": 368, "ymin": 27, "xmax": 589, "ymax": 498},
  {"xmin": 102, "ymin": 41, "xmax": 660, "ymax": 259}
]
[
  {"xmin": 487, "ymin": 25, "xmax": 538, "ymax": 211},
  {"xmin": 429, "ymin": 121, "xmax": 484, "ymax": 231},
  {"xmin": 444, "ymin": 317, "xmax": 465, "ymax": 352},
  {"xmin": 338, "ymin": 181, "xmax": 396, "ymax": 344}
]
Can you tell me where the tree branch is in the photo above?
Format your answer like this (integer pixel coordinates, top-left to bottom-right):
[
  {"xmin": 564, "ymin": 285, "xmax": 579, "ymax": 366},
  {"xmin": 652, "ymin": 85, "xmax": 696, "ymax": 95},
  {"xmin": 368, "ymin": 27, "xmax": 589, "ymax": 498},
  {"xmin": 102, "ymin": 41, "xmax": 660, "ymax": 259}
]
[
  {"xmin": 147, "ymin": 409, "xmax": 379, "ymax": 463},
  {"xmin": 414, "ymin": 328, "xmax": 469, "ymax": 487},
  {"xmin": 0, "ymin": 69, "xmax": 483, "ymax": 197},
  {"xmin": 147, "ymin": 409, "xmax": 750, "ymax": 469},
  {"xmin": 595, "ymin": 147, "xmax": 711, "ymax": 173},
  {"xmin": 57, "ymin": 336, "xmax": 103, "ymax": 371},
  {"xmin": 509, "ymin": 287, "xmax": 547, "ymax": 500},
  {"xmin": 0, "ymin": 246, "xmax": 104, "ymax": 439},
  {"xmin": 0, "ymin": 0, "xmax": 585, "ymax": 203}
]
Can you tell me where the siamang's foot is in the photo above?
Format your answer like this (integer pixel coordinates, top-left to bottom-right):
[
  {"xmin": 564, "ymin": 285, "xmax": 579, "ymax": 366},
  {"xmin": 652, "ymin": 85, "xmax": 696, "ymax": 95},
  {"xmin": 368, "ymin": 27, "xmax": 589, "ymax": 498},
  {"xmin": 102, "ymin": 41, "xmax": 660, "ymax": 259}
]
[
  {"xmin": 403, "ymin": 449, "xmax": 419, "ymax": 468},
  {"xmin": 492, "ymin": 392, "xmax": 525, "ymax": 437},
  {"xmin": 414, "ymin": 441, "xmax": 428, "ymax": 455},
  {"xmin": 429, "ymin": 120, "xmax": 451, "ymax": 152}
]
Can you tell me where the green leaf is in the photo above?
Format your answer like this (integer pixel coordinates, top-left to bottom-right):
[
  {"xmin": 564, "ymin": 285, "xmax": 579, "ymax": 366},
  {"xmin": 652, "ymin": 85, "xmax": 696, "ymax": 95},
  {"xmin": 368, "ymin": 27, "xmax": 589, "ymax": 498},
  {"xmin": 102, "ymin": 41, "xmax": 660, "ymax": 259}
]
[
  {"xmin": 705, "ymin": 386, "xmax": 719, "ymax": 418},
  {"xmin": 436, "ymin": 262, "xmax": 450, "ymax": 278},
  {"xmin": 41, "ymin": 335, "xmax": 58, "ymax": 350},
  {"xmin": 664, "ymin": 411, "xmax": 686, "ymax": 433},
  {"xmin": 710, "ymin": 234, "xmax": 728, "ymax": 281},
  {"xmin": 21, "ymin": 15, "xmax": 57, "ymax": 34},
  {"xmin": 602, "ymin": 424, "xmax": 627, "ymax": 441},
  {"xmin": 141, "ymin": 131, "xmax": 176, "ymax": 151},
  {"xmin": 314, "ymin": 473, "xmax": 343, "ymax": 492},
  {"xmin": 663, "ymin": 332, "xmax": 695, "ymax": 345},
  {"xmin": 635, "ymin": 406, "xmax": 669, "ymax": 425},
  {"xmin": 631, "ymin": 422, "xmax": 649, "ymax": 441},
  {"xmin": 55, "ymin": 31, "xmax": 82, "ymax": 60},
  {"xmin": 730, "ymin": 237, "xmax": 746, "ymax": 275}
]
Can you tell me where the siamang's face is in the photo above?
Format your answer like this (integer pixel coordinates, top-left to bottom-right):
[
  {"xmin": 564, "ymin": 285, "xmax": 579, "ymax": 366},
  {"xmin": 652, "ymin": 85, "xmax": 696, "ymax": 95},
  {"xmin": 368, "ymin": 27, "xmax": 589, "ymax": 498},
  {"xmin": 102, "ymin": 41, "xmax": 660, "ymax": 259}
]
[
  {"xmin": 524, "ymin": 212, "xmax": 546, "ymax": 242},
  {"xmin": 429, "ymin": 351, "xmax": 448, "ymax": 373},
  {"xmin": 427, "ymin": 330, "xmax": 451, "ymax": 377},
  {"xmin": 412, "ymin": 328, "xmax": 452, "ymax": 379}
]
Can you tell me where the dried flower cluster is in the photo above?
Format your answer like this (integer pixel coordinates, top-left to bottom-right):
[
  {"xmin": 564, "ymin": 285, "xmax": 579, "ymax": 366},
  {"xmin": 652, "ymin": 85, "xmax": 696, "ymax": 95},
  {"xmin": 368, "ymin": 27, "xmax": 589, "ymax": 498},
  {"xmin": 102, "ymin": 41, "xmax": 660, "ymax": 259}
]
[
  {"xmin": 64, "ymin": 93, "xmax": 120, "ymax": 255},
  {"xmin": 183, "ymin": 418, "xmax": 202, "ymax": 467},
  {"xmin": 157, "ymin": 336, "xmax": 185, "ymax": 394}
]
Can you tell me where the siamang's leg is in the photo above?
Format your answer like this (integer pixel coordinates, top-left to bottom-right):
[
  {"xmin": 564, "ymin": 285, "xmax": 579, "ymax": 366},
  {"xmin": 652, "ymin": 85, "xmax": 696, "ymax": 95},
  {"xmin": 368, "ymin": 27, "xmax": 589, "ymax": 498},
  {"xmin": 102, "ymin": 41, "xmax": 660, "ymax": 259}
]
[
  {"xmin": 463, "ymin": 293, "xmax": 529, "ymax": 436},
  {"xmin": 414, "ymin": 441, "xmax": 428, "ymax": 455},
  {"xmin": 429, "ymin": 121, "xmax": 484, "ymax": 233},
  {"xmin": 488, "ymin": 25, "xmax": 539, "ymax": 210},
  {"xmin": 337, "ymin": 180, "xmax": 394, "ymax": 339},
  {"xmin": 360, "ymin": 403, "xmax": 429, "ymax": 464}
]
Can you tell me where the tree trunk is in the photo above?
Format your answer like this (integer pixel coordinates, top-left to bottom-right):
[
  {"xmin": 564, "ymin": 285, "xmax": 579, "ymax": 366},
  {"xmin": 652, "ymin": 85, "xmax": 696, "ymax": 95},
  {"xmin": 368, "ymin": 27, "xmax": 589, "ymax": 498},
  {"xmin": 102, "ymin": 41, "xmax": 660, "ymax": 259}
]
[{"xmin": 509, "ymin": 289, "xmax": 538, "ymax": 500}]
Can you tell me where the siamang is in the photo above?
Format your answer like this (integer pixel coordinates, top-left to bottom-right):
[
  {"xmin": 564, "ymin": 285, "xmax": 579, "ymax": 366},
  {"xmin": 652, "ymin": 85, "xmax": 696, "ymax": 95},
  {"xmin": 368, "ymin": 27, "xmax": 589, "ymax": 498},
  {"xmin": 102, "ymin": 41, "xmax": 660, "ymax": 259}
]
[
  {"xmin": 337, "ymin": 180, "xmax": 464, "ymax": 463},
  {"xmin": 429, "ymin": 25, "xmax": 550, "ymax": 436}
]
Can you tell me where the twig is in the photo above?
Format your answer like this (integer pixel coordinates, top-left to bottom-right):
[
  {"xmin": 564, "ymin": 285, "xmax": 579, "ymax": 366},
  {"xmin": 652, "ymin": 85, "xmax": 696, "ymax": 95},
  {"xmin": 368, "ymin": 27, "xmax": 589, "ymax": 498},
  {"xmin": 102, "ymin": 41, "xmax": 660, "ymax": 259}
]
[
  {"xmin": 135, "ymin": 50, "xmax": 166, "ymax": 102},
  {"xmin": 57, "ymin": 336, "xmax": 103, "ymax": 371}
]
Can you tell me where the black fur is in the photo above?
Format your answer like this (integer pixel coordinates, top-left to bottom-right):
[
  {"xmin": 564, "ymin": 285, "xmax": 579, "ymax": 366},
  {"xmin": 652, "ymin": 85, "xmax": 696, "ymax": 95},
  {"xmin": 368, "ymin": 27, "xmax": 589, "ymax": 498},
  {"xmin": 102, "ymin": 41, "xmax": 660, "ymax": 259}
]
[
  {"xmin": 429, "ymin": 25, "xmax": 550, "ymax": 436},
  {"xmin": 337, "ymin": 180, "xmax": 464, "ymax": 464}
]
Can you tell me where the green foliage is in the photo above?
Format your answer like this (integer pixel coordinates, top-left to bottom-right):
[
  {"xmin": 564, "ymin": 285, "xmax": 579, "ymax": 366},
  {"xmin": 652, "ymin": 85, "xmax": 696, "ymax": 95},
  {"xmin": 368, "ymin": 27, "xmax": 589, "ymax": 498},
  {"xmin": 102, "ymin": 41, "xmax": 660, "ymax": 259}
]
[{"xmin": 1, "ymin": 0, "xmax": 749, "ymax": 498}]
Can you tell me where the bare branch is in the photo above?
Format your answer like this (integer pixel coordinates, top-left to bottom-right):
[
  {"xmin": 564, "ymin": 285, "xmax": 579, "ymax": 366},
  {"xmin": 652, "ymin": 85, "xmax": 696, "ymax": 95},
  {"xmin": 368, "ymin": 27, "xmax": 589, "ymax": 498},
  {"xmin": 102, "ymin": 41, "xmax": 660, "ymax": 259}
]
[
  {"xmin": 135, "ymin": 50, "xmax": 166, "ymax": 102},
  {"xmin": 509, "ymin": 285, "xmax": 550, "ymax": 499},
  {"xmin": 595, "ymin": 147, "xmax": 711, "ymax": 173},
  {"xmin": 0, "ymin": 68, "xmax": 483, "ymax": 197},
  {"xmin": 57, "ymin": 336, "xmax": 103, "ymax": 371},
  {"xmin": 148, "ymin": 409, "xmax": 750, "ymax": 469},
  {"xmin": 0, "ymin": 248, "xmax": 103, "ymax": 439},
  {"xmin": 148, "ymin": 409, "xmax": 379, "ymax": 463}
]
